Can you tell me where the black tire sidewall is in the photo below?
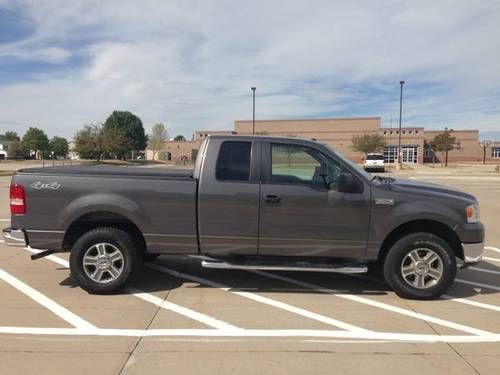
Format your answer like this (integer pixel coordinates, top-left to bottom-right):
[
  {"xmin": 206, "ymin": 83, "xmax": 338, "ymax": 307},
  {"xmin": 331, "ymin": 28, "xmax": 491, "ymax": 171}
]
[
  {"xmin": 69, "ymin": 227, "xmax": 142, "ymax": 294},
  {"xmin": 383, "ymin": 232, "xmax": 456, "ymax": 299}
]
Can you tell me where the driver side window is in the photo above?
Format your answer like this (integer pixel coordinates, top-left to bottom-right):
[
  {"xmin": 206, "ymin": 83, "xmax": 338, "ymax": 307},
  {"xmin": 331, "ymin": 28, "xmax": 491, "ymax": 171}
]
[{"xmin": 271, "ymin": 143, "xmax": 341, "ymax": 189}]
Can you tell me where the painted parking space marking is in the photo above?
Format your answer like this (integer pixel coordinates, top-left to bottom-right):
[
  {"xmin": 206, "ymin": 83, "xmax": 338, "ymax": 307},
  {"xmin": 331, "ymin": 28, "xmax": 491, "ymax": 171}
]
[
  {"xmin": 128, "ymin": 287, "xmax": 240, "ymax": 331},
  {"xmin": 1, "ymin": 247, "xmax": 496, "ymax": 343},
  {"xmin": 250, "ymin": 270, "xmax": 495, "ymax": 336},
  {"xmin": 484, "ymin": 256, "xmax": 500, "ymax": 263},
  {"xmin": 469, "ymin": 266, "xmax": 500, "ymax": 275},
  {"xmin": 441, "ymin": 295, "xmax": 500, "ymax": 313},
  {"xmin": 26, "ymin": 247, "xmax": 369, "ymax": 332},
  {"xmin": 485, "ymin": 246, "xmax": 500, "ymax": 254},
  {"xmin": 0, "ymin": 326, "xmax": 499, "ymax": 343},
  {"xmin": 147, "ymin": 262, "xmax": 371, "ymax": 333},
  {"xmin": 0, "ymin": 268, "xmax": 96, "ymax": 331},
  {"xmin": 455, "ymin": 278, "xmax": 500, "ymax": 292},
  {"xmin": 24, "ymin": 248, "xmax": 240, "ymax": 331}
]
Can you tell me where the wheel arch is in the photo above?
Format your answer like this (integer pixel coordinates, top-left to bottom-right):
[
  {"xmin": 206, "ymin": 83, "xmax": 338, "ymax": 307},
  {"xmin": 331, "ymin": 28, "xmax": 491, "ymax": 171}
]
[
  {"xmin": 62, "ymin": 211, "xmax": 147, "ymax": 254},
  {"xmin": 377, "ymin": 219, "xmax": 463, "ymax": 263}
]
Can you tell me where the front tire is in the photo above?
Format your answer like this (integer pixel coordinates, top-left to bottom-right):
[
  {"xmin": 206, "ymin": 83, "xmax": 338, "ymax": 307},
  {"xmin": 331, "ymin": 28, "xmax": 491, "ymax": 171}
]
[
  {"xmin": 69, "ymin": 227, "xmax": 143, "ymax": 294},
  {"xmin": 383, "ymin": 232, "xmax": 456, "ymax": 299}
]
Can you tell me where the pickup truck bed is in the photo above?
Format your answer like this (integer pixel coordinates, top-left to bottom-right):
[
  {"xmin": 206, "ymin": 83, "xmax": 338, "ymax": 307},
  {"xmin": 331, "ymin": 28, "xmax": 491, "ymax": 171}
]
[{"xmin": 18, "ymin": 165, "xmax": 194, "ymax": 179}]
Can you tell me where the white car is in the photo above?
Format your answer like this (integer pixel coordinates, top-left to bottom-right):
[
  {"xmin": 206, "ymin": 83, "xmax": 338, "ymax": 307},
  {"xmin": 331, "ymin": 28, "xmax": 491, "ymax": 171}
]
[{"xmin": 363, "ymin": 153, "xmax": 385, "ymax": 172}]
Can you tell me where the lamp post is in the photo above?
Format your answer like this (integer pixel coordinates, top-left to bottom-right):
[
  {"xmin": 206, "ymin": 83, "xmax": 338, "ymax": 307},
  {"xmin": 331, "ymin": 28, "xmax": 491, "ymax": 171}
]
[
  {"xmin": 398, "ymin": 81, "xmax": 405, "ymax": 168},
  {"xmin": 251, "ymin": 87, "xmax": 256, "ymax": 134}
]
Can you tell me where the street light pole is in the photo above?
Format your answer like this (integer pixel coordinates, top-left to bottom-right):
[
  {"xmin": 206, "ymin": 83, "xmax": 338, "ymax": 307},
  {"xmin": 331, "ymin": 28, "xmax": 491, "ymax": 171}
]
[
  {"xmin": 251, "ymin": 87, "xmax": 256, "ymax": 135},
  {"xmin": 398, "ymin": 81, "xmax": 405, "ymax": 168}
]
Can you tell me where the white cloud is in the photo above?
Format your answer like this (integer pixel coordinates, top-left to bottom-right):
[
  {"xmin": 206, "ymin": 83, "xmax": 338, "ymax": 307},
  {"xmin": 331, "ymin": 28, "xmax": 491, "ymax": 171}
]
[{"xmin": 0, "ymin": 0, "xmax": 499, "ymax": 139}]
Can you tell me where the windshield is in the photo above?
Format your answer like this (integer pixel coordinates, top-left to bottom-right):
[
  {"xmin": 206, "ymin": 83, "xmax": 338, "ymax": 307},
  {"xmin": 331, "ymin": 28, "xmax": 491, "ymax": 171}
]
[
  {"xmin": 366, "ymin": 154, "xmax": 384, "ymax": 160},
  {"xmin": 323, "ymin": 144, "xmax": 372, "ymax": 181}
]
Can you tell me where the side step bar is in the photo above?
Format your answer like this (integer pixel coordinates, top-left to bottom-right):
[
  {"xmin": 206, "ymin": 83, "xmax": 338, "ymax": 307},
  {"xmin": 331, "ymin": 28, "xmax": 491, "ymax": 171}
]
[{"xmin": 200, "ymin": 258, "xmax": 367, "ymax": 274}]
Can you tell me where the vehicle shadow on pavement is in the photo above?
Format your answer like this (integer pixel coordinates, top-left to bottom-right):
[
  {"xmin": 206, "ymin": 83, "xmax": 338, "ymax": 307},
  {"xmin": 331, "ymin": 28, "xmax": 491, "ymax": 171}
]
[{"xmin": 57, "ymin": 256, "xmax": 500, "ymax": 299}]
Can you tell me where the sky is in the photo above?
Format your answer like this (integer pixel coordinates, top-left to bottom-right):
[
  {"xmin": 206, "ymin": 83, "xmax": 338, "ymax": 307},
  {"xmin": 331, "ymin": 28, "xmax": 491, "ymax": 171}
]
[{"xmin": 0, "ymin": 0, "xmax": 500, "ymax": 140}]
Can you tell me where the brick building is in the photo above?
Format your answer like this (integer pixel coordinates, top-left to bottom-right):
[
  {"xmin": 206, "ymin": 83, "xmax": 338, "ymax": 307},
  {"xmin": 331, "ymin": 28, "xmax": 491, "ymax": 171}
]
[{"xmin": 147, "ymin": 117, "xmax": 499, "ymax": 164}]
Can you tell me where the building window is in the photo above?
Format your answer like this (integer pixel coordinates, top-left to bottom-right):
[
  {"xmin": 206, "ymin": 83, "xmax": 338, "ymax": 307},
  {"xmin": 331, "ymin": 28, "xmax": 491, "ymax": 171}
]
[
  {"xmin": 415, "ymin": 130, "xmax": 419, "ymax": 134},
  {"xmin": 384, "ymin": 145, "xmax": 418, "ymax": 164},
  {"xmin": 384, "ymin": 131, "xmax": 387, "ymax": 135},
  {"xmin": 409, "ymin": 130, "xmax": 412, "ymax": 134},
  {"xmin": 390, "ymin": 131, "xmax": 393, "ymax": 135},
  {"xmin": 492, "ymin": 147, "xmax": 500, "ymax": 158}
]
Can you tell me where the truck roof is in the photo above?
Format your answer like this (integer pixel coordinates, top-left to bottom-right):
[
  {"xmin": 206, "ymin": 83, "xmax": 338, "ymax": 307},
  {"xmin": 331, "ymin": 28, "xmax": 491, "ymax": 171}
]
[{"xmin": 206, "ymin": 134, "xmax": 322, "ymax": 144}]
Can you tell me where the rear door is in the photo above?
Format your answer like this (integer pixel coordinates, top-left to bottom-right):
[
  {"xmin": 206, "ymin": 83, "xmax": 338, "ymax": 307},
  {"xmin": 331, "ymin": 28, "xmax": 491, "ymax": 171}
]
[
  {"xmin": 197, "ymin": 138, "xmax": 261, "ymax": 256},
  {"xmin": 258, "ymin": 141, "xmax": 370, "ymax": 259}
]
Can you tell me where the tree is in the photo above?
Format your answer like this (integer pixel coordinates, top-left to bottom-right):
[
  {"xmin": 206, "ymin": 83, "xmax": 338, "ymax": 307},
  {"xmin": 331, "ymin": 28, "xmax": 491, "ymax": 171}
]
[
  {"xmin": 103, "ymin": 111, "xmax": 147, "ymax": 158},
  {"xmin": 351, "ymin": 134, "xmax": 386, "ymax": 156},
  {"xmin": 7, "ymin": 140, "xmax": 26, "ymax": 159},
  {"xmin": 74, "ymin": 124, "xmax": 104, "ymax": 161},
  {"xmin": 148, "ymin": 123, "xmax": 169, "ymax": 160},
  {"xmin": 0, "ymin": 131, "xmax": 20, "ymax": 141},
  {"xmin": 174, "ymin": 134, "xmax": 186, "ymax": 141},
  {"xmin": 102, "ymin": 127, "xmax": 128, "ymax": 159},
  {"xmin": 49, "ymin": 136, "xmax": 69, "ymax": 158},
  {"xmin": 430, "ymin": 128, "xmax": 457, "ymax": 167},
  {"xmin": 21, "ymin": 127, "xmax": 49, "ymax": 159}
]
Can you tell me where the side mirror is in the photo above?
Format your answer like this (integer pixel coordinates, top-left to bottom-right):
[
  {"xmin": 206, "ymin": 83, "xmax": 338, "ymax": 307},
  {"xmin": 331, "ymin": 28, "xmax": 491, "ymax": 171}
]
[{"xmin": 338, "ymin": 173, "xmax": 360, "ymax": 193}]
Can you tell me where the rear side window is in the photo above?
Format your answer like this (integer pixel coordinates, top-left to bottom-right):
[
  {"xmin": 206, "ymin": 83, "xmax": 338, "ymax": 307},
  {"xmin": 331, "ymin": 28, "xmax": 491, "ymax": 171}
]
[{"xmin": 216, "ymin": 141, "xmax": 252, "ymax": 181}]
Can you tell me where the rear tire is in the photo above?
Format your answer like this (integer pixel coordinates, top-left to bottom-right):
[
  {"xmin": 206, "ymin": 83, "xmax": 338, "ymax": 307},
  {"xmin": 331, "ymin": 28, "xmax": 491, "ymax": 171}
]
[
  {"xmin": 69, "ymin": 227, "xmax": 143, "ymax": 294},
  {"xmin": 383, "ymin": 232, "xmax": 456, "ymax": 299}
]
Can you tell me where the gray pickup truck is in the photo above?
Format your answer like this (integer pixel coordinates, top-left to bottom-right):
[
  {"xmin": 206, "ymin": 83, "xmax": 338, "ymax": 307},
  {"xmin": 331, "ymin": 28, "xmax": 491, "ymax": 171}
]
[{"xmin": 4, "ymin": 135, "xmax": 484, "ymax": 299}]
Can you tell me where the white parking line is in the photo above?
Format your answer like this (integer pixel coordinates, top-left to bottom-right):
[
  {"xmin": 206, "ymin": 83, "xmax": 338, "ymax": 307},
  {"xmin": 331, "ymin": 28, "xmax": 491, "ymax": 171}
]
[
  {"xmin": 250, "ymin": 270, "xmax": 495, "ymax": 336},
  {"xmin": 350, "ymin": 273, "xmax": 500, "ymax": 314},
  {"xmin": 147, "ymin": 263, "xmax": 371, "ymax": 333},
  {"xmin": 0, "ymin": 268, "xmax": 96, "ymax": 331},
  {"xmin": 455, "ymin": 278, "xmax": 500, "ymax": 292},
  {"xmin": 485, "ymin": 246, "xmax": 500, "ymax": 254},
  {"xmin": 484, "ymin": 256, "xmax": 500, "ymax": 263},
  {"xmin": 441, "ymin": 295, "xmax": 500, "ymax": 313},
  {"xmin": 0, "ymin": 326, "xmax": 499, "ymax": 343},
  {"xmin": 128, "ymin": 287, "xmax": 240, "ymax": 331},
  {"xmin": 469, "ymin": 266, "xmax": 500, "ymax": 275},
  {"xmin": 0, "ymin": 219, "xmax": 10, "ymax": 222},
  {"xmin": 23, "ymin": 248, "xmax": 240, "ymax": 331}
]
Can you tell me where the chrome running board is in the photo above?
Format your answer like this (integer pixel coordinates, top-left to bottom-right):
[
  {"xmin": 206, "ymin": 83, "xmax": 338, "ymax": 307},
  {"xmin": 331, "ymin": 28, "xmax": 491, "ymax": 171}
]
[{"xmin": 200, "ymin": 258, "xmax": 367, "ymax": 274}]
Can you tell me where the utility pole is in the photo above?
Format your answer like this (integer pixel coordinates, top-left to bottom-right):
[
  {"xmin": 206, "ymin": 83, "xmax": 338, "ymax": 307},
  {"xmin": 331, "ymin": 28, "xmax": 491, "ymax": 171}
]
[
  {"xmin": 398, "ymin": 81, "xmax": 405, "ymax": 168},
  {"xmin": 251, "ymin": 87, "xmax": 256, "ymax": 135},
  {"xmin": 481, "ymin": 140, "xmax": 491, "ymax": 164}
]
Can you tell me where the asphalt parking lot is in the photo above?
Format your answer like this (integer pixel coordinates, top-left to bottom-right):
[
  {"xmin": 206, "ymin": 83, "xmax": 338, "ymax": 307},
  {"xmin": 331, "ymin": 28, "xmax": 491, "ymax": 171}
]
[{"xmin": 0, "ymin": 171, "xmax": 499, "ymax": 374}]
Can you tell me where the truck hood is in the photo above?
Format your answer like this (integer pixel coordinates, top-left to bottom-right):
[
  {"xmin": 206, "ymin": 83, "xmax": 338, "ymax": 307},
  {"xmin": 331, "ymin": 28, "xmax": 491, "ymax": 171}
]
[{"xmin": 389, "ymin": 177, "xmax": 476, "ymax": 202}]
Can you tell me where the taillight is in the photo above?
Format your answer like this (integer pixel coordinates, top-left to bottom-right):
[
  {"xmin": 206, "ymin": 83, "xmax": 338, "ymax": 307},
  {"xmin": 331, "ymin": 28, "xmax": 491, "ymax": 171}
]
[{"xmin": 10, "ymin": 184, "xmax": 26, "ymax": 215}]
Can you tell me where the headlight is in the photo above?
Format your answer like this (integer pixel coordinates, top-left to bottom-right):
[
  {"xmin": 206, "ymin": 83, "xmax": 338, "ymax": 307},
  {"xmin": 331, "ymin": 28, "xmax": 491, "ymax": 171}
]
[{"xmin": 466, "ymin": 203, "xmax": 480, "ymax": 223}]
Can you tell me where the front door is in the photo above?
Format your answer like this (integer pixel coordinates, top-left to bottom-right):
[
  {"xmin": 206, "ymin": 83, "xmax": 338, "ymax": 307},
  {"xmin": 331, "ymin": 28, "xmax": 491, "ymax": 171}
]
[{"xmin": 259, "ymin": 142, "xmax": 370, "ymax": 259}]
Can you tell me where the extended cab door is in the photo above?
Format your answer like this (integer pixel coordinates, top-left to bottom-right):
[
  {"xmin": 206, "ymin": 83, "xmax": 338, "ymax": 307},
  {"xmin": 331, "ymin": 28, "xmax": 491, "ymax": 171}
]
[
  {"xmin": 197, "ymin": 138, "xmax": 261, "ymax": 256},
  {"xmin": 258, "ymin": 141, "xmax": 370, "ymax": 259}
]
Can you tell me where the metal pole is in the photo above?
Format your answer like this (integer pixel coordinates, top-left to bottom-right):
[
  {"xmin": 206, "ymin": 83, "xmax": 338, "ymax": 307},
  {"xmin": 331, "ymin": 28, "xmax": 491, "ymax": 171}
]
[
  {"xmin": 398, "ymin": 81, "xmax": 405, "ymax": 167},
  {"xmin": 251, "ymin": 87, "xmax": 256, "ymax": 135}
]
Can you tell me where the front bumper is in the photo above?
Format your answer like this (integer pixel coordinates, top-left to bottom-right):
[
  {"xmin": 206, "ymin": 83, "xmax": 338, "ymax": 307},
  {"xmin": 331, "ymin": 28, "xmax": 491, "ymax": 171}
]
[
  {"xmin": 2, "ymin": 227, "xmax": 27, "ymax": 247},
  {"xmin": 462, "ymin": 242, "xmax": 484, "ymax": 264}
]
